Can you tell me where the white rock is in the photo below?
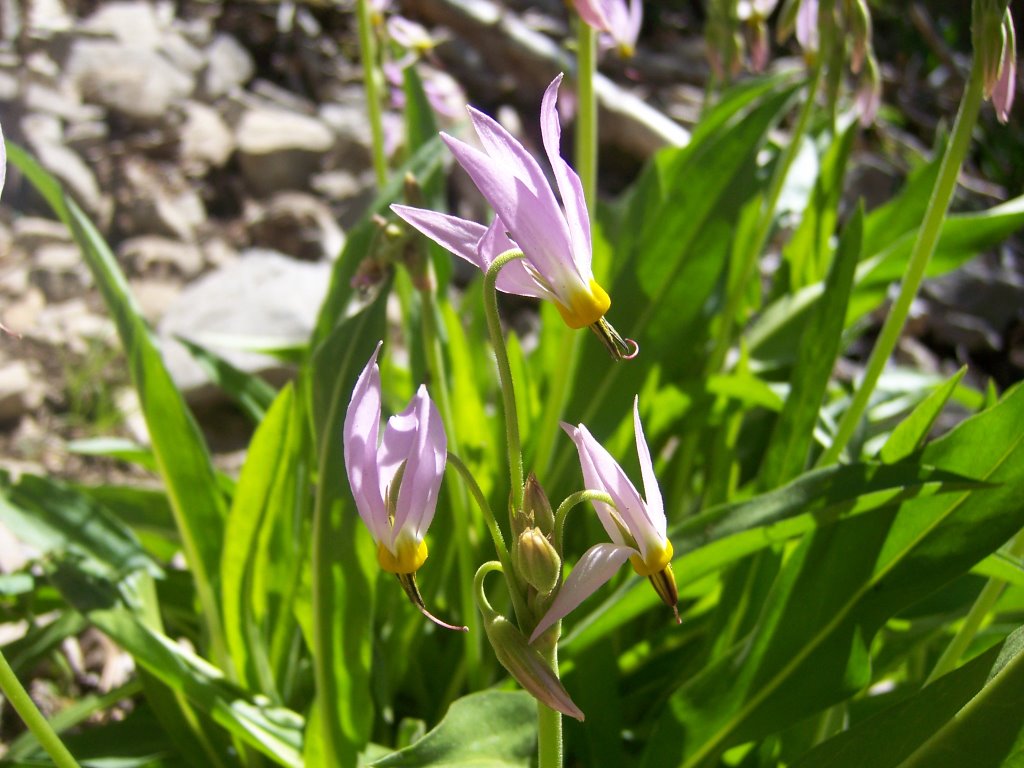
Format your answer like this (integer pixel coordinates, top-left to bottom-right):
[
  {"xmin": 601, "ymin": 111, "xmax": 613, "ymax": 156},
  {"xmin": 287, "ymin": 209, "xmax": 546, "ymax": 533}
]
[
  {"xmin": 178, "ymin": 101, "xmax": 234, "ymax": 173},
  {"xmin": 245, "ymin": 192, "xmax": 345, "ymax": 262},
  {"xmin": 202, "ymin": 33, "xmax": 254, "ymax": 98},
  {"xmin": 0, "ymin": 359, "xmax": 43, "ymax": 422},
  {"xmin": 30, "ymin": 243, "xmax": 92, "ymax": 302},
  {"xmin": 81, "ymin": 0, "xmax": 165, "ymax": 47},
  {"xmin": 118, "ymin": 236, "xmax": 205, "ymax": 278},
  {"xmin": 158, "ymin": 250, "xmax": 330, "ymax": 402},
  {"xmin": 65, "ymin": 39, "xmax": 194, "ymax": 122},
  {"xmin": 235, "ymin": 108, "xmax": 334, "ymax": 196}
]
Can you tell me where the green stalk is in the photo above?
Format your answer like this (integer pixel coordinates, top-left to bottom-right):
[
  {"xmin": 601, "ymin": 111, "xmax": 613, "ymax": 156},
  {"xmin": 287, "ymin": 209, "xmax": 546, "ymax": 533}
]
[
  {"xmin": 448, "ymin": 451, "xmax": 531, "ymax": 625},
  {"xmin": 0, "ymin": 650, "xmax": 81, "ymax": 768},
  {"xmin": 926, "ymin": 532, "xmax": 1024, "ymax": 684},
  {"xmin": 484, "ymin": 250, "xmax": 528, "ymax": 512},
  {"xmin": 708, "ymin": 63, "xmax": 823, "ymax": 376},
  {"xmin": 536, "ymin": 642, "xmax": 563, "ymax": 768},
  {"xmin": 419, "ymin": 278, "xmax": 482, "ymax": 685},
  {"xmin": 575, "ymin": 19, "xmax": 598, "ymax": 212},
  {"xmin": 356, "ymin": 0, "xmax": 388, "ymax": 187},
  {"xmin": 818, "ymin": 57, "xmax": 986, "ymax": 466}
]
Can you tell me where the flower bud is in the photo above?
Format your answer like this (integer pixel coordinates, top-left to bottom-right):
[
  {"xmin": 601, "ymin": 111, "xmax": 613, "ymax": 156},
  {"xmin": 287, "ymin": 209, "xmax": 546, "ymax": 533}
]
[
  {"xmin": 992, "ymin": 12, "xmax": 1016, "ymax": 123},
  {"xmin": 513, "ymin": 528, "xmax": 561, "ymax": 594},
  {"xmin": 848, "ymin": 0, "xmax": 871, "ymax": 73},
  {"xmin": 482, "ymin": 613, "xmax": 584, "ymax": 721},
  {"xmin": 522, "ymin": 473, "xmax": 554, "ymax": 536},
  {"xmin": 974, "ymin": 0, "xmax": 1010, "ymax": 96}
]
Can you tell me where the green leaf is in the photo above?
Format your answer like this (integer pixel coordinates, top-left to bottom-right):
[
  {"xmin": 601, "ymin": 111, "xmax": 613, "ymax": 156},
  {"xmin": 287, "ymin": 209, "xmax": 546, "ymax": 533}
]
[
  {"xmin": 221, "ymin": 383, "xmax": 306, "ymax": 698},
  {"xmin": 175, "ymin": 335, "xmax": 278, "ymax": 423},
  {"xmin": 0, "ymin": 473, "xmax": 159, "ymax": 579},
  {"xmin": 368, "ymin": 691, "xmax": 536, "ymax": 767},
  {"xmin": 759, "ymin": 204, "xmax": 862, "ymax": 489},
  {"xmin": 647, "ymin": 382, "xmax": 1024, "ymax": 767},
  {"xmin": 796, "ymin": 626, "xmax": 1024, "ymax": 768},
  {"xmin": 562, "ymin": 461, "xmax": 983, "ymax": 655},
  {"xmin": 781, "ymin": 123, "xmax": 857, "ymax": 291},
  {"xmin": 879, "ymin": 366, "xmax": 968, "ymax": 463}
]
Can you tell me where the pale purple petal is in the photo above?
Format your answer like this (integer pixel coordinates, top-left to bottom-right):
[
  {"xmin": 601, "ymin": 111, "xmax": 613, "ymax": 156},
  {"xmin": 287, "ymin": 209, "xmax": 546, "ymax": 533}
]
[
  {"xmin": 478, "ymin": 218, "xmax": 553, "ymax": 299},
  {"xmin": 343, "ymin": 342, "xmax": 387, "ymax": 543},
  {"xmin": 626, "ymin": 0, "xmax": 643, "ymax": 51},
  {"xmin": 633, "ymin": 397, "xmax": 666, "ymax": 538},
  {"xmin": 561, "ymin": 421, "xmax": 626, "ymax": 546},
  {"xmin": 795, "ymin": 0, "xmax": 818, "ymax": 53},
  {"xmin": 572, "ymin": 0, "xmax": 611, "ymax": 32},
  {"xmin": 539, "ymin": 75, "xmax": 593, "ymax": 279},
  {"xmin": 441, "ymin": 132, "xmax": 579, "ymax": 298},
  {"xmin": 993, "ymin": 22, "xmax": 1016, "ymax": 124},
  {"xmin": 391, "ymin": 205, "xmax": 489, "ymax": 270},
  {"xmin": 466, "ymin": 106, "xmax": 553, "ymax": 202},
  {"xmin": 530, "ymin": 543, "xmax": 634, "ymax": 642},
  {"xmin": 391, "ymin": 386, "xmax": 446, "ymax": 543}
]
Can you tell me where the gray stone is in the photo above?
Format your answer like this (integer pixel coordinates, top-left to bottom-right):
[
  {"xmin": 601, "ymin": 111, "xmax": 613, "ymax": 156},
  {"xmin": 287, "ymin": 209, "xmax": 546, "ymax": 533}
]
[
  {"xmin": 118, "ymin": 236, "xmax": 205, "ymax": 279},
  {"xmin": 30, "ymin": 243, "xmax": 92, "ymax": 302},
  {"xmin": 158, "ymin": 250, "xmax": 330, "ymax": 403},
  {"xmin": 235, "ymin": 108, "xmax": 333, "ymax": 196},
  {"xmin": 244, "ymin": 192, "xmax": 344, "ymax": 262},
  {"xmin": 65, "ymin": 39, "xmax": 194, "ymax": 122},
  {"xmin": 117, "ymin": 158, "xmax": 206, "ymax": 242},
  {"xmin": 81, "ymin": 1, "xmax": 166, "ymax": 47},
  {"xmin": 202, "ymin": 33, "xmax": 254, "ymax": 99}
]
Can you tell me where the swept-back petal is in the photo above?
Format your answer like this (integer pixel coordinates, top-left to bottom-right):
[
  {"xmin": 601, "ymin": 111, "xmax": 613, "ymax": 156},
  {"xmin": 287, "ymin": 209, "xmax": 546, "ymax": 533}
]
[
  {"xmin": 477, "ymin": 218, "xmax": 552, "ymax": 299},
  {"xmin": 564, "ymin": 421, "xmax": 658, "ymax": 559},
  {"xmin": 530, "ymin": 542, "xmax": 634, "ymax": 642},
  {"xmin": 560, "ymin": 421, "xmax": 626, "ymax": 546},
  {"xmin": 539, "ymin": 75, "xmax": 592, "ymax": 278},
  {"xmin": 392, "ymin": 385, "xmax": 446, "ymax": 542},
  {"xmin": 344, "ymin": 342, "xmax": 387, "ymax": 543},
  {"xmin": 572, "ymin": 0, "xmax": 611, "ymax": 31},
  {"xmin": 466, "ymin": 106, "xmax": 553, "ymax": 201},
  {"xmin": 633, "ymin": 396, "xmax": 666, "ymax": 537},
  {"xmin": 390, "ymin": 205, "xmax": 488, "ymax": 269}
]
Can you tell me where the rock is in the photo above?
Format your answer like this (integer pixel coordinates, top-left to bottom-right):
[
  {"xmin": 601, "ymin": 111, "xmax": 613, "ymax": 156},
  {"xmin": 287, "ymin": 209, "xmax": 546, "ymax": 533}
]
[
  {"xmin": 311, "ymin": 168, "xmax": 376, "ymax": 228},
  {"xmin": 202, "ymin": 33, "xmax": 254, "ymax": 99},
  {"xmin": 244, "ymin": 192, "xmax": 344, "ymax": 262},
  {"xmin": 178, "ymin": 100, "xmax": 234, "ymax": 173},
  {"xmin": 0, "ymin": 359, "xmax": 43, "ymax": 422},
  {"xmin": 64, "ymin": 39, "xmax": 194, "ymax": 123},
  {"xmin": 29, "ymin": 243, "xmax": 92, "ymax": 303},
  {"xmin": 80, "ymin": 0, "xmax": 167, "ymax": 47},
  {"xmin": 118, "ymin": 236, "xmax": 205, "ymax": 279},
  {"xmin": 117, "ymin": 158, "xmax": 206, "ymax": 242},
  {"xmin": 318, "ymin": 101, "xmax": 373, "ymax": 170},
  {"xmin": 30, "ymin": 298, "xmax": 115, "ymax": 354},
  {"xmin": 129, "ymin": 277, "xmax": 181, "ymax": 323},
  {"xmin": 234, "ymin": 108, "xmax": 334, "ymax": 195},
  {"xmin": 158, "ymin": 249, "xmax": 331, "ymax": 403}
]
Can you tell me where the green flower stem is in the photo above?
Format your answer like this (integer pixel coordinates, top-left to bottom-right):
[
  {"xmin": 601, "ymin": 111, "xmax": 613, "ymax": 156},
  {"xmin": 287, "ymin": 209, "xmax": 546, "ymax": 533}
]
[
  {"xmin": 925, "ymin": 531, "xmax": 1024, "ymax": 685},
  {"xmin": 484, "ymin": 250, "xmax": 528, "ymax": 513},
  {"xmin": 575, "ymin": 18, "xmax": 598, "ymax": 212},
  {"xmin": 419, "ymin": 280, "xmax": 482, "ymax": 686},
  {"xmin": 0, "ymin": 649, "xmax": 81, "ymax": 768},
  {"xmin": 554, "ymin": 490, "xmax": 615, "ymax": 555},
  {"xmin": 818, "ymin": 57, "xmax": 986, "ymax": 467},
  {"xmin": 448, "ymin": 452, "xmax": 531, "ymax": 626},
  {"xmin": 536, "ymin": 642, "xmax": 563, "ymax": 768},
  {"xmin": 708, "ymin": 63, "xmax": 823, "ymax": 376},
  {"xmin": 356, "ymin": 0, "xmax": 388, "ymax": 187}
]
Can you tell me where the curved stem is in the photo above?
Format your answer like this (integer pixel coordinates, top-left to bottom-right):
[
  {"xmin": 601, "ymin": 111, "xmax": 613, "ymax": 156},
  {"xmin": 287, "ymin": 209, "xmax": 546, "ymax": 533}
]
[
  {"xmin": 708, "ymin": 63, "xmax": 823, "ymax": 376},
  {"xmin": 817, "ymin": 55, "xmax": 986, "ymax": 466},
  {"xmin": 554, "ymin": 489, "xmax": 615, "ymax": 555},
  {"xmin": 0, "ymin": 650, "xmax": 81, "ymax": 768},
  {"xmin": 484, "ymin": 250, "xmax": 528, "ymax": 513},
  {"xmin": 449, "ymin": 451, "xmax": 531, "ymax": 626},
  {"xmin": 356, "ymin": 0, "xmax": 388, "ymax": 187}
]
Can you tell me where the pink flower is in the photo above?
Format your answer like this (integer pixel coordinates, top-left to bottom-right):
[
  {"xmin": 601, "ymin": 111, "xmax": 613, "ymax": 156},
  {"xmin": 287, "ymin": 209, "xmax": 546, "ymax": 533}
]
[
  {"xmin": 992, "ymin": 13, "xmax": 1017, "ymax": 124},
  {"xmin": 530, "ymin": 397, "xmax": 678, "ymax": 642},
  {"xmin": 344, "ymin": 342, "xmax": 447, "ymax": 576},
  {"xmin": 573, "ymin": 0, "xmax": 643, "ymax": 58},
  {"xmin": 392, "ymin": 74, "xmax": 610, "ymax": 331},
  {"xmin": 795, "ymin": 0, "xmax": 819, "ymax": 54}
]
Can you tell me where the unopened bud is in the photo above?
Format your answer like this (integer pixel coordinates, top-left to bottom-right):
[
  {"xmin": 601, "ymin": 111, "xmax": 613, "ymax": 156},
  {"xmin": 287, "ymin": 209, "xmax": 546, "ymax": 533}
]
[
  {"xmin": 975, "ymin": 0, "xmax": 1010, "ymax": 96},
  {"xmin": 483, "ymin": 613, "xmax": 584, "ymax": 720},
  {"xmin": 848, "ymin": 0, "xmax": 871, "ymax": 73},
  {"xmin": 522, "ymin": 474, "xmax": 554, "ymax": 536},
  {"xmin": 992, "ymin": 12, "xmax": 1016, "ymax": 123},
  {"xmin": 513, "ymin": 528, "xmax": 561, "ymax": 594}
]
